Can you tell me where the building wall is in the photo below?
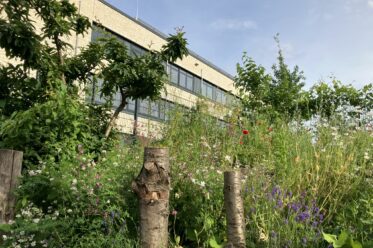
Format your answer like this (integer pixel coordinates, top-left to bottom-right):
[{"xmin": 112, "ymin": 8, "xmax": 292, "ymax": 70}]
[{"xmin": 1, "ymin": 0, "xmax": 237, "ymax": 137}]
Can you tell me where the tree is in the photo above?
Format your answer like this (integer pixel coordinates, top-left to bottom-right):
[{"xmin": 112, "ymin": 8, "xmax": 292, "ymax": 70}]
[
  {"xmin": 234, "ymin": 35, "xmax": 307, "ymax": 121},
  {"xmin": 269, "ymin": 34, "xmax": 306, "ymax": 119},
  {"xmin": 0, "ymin": 0, "xmax": 92, "ymax": 116},
  {"xmin": 235, "ymin": 52, "xmax": 271, "ymax": 115},
  {"xmin": 98, "ymin": 30, "xmax": 188, "ymax": 138}
]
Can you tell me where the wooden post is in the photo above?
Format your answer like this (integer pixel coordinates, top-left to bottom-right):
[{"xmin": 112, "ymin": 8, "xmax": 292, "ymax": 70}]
[
  {"xmin": 0, "ymin": 149, "xmax": 23, "ymax": 224},
  {"xmin": 224, "ymin": 171, "xmax": 246, "ymax": 248},
  {"xmin": 132, "ymin": 148, "xmax": 170, "ymax": 248}
]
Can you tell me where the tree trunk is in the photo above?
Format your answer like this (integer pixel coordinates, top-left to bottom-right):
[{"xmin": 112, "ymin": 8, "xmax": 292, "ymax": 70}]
[
  {"xmin": 0, "ymin": 149, "xmax": 23, "ymax": 224},
  {"xmin": 132, "ymin": 148, "xmax": 170, "ymax": 248},
  {"xmin": 104, "ymin": 101, "xmax": 127, "ymax": 138},
  {"xmin": 224, "ymin": 171, "xmax": 246, "ymax": 248}
]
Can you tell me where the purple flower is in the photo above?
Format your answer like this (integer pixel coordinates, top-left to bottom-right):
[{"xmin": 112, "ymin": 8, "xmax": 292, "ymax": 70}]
[
  {"xmin": 277, "ymin": 199, "xmax": 283, "ymax": 208},
  {"xmin": 296, "ymin": 211, "xmax": 310, "ymax": 222},
  {"xmin": 270, "ymin": 230, "xmax": 277, "ymax": 239}
]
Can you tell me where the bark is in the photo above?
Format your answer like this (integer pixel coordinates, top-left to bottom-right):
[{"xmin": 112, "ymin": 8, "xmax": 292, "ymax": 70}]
[
  {"xmin": 0, "ymin": 149, "xmax": 23, "ymax": 224},
  {"xmin": 104, "ymin": 91, "xmax": 128, "ymax": 138},
  {"xmin": 224, "ymin": 171, "xmax": 246, "ymax": 248},
  {"xmin": 53, "ymin": 33, "xmax": 66, "ymax": 85},
  {"xmin": 132, "ymin": 148, "xmax": 170, "ymax": 248}
]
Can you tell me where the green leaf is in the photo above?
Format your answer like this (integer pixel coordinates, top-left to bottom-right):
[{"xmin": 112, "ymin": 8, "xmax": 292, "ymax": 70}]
[
  {"xmin": 0, "ymin": 224, "xmax": 11, "ymax": 232},
  {"xmin": 323, "ymin": 232, "xmax": 338, "ymax": 244},
  {"xmin": 209, "ymin": 238, "xmax": 222, "ymax": 248}
]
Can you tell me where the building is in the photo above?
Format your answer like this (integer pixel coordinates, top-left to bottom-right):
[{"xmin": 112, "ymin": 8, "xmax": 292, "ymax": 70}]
[{"xmin": 1, "ymin": 0, "xmax": 237, "ymax": 136}]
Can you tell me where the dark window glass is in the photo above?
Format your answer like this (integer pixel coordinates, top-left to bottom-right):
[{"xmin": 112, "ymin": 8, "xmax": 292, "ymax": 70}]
[
  {"xmin": 194, "ymin": 77, "xmax": 201, "ymax": 93},
  {"xmin": 127, "ymin": 98, "xmax": 136, "ymax": 112},
  {"xmin": 179, "ymin": 70, "xmax": 187, "ymax": 88},
  {"xmin": 186, "ymin": 74, "xmax": 194, "ymax": 91},
  {"xmin": 170, "ymin": 66, "xmax": 178, "ymax": 84},
  {"xmin": 202, "ymin": 81, "xmax": 213, "ymax": 99},
  {"xmin": 113, "ymin": 91, "xmax": 121, "ymax": 107},
  {"xmin": 139, "ymin": 99, "xmax": 149, "ymax": 114},
  {"xmin": 150, "ymin": 101, "xmax": 159, "ymax": 118},
  {"xmin": 94, "ymin": 78, "xmax": 105, "ymax": 104},
  {"xmin": 215, "ymin": 89, "xmax": 226, "ymax": 104}
]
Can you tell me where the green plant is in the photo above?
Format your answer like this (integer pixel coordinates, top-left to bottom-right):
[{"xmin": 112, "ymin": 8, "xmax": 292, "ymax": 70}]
[{"xmin": 323, "ymin": 231, "xmax": 362, "ymax": 248}]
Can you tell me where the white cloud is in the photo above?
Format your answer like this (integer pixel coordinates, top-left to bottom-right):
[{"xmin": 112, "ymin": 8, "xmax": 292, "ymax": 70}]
[
  {"xmin": 210, "ymin": 19, "xmax": 257, "ymax": 31},
  {"xmin": 368, "ymin": 0, "xmax": 373, "ymax": 8}
]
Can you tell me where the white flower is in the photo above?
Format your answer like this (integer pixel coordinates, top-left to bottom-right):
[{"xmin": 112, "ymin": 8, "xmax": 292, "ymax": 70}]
[
  {"xmin": 106, "ymin": 200, "xmax": 110, "ymax": 204},
  {"xmin": 364, "ymin": 152, "xmax": 370, "ymax": 160},
  {"xmin": 67, "ymin": 209, "xmax": 73, "ymax": 214},
  {"xmin": 224, "ymin": 155, "xmax": 232, "ymax": 163},
  {"xmin": 2, "ymin": 235, "xmax": 7, "ymax": 240},
  {"xmin": 113, "ymin": 162, "xmax": 118, "ymax": 167},
  {"xmin": 31, "ymin": 241, "xmax": 36, "ymax": 247},
  {"xmin": 175, "ymin": 193, "xmax": 180, "ymax": 199},
  {"xmin": 72, "ymin": 179, "xmax": 77, "ymax": 185},
  {"xmin": 49, "ymin": 178, "xmax": 54, "ymax": 181},
  {"xmin": 200, "ymin": 181, "xmax": 206, "ymax": 187},
  {"xmin": 33, "ymin": 218, "xmax": 40, "ymax": 223}
]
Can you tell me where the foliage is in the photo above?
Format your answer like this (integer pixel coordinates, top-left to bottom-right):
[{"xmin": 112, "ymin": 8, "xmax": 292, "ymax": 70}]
[
  {"xmin": 0, "ymin": 91, "xmax": 110, "ymax": 168},
  {"xmin": 323, "ymin": 231, "xmax": 362, "ymax": 248},
  {"xmin": 97, "ymin": 29, "xmax": 189, "ymax": 137}
]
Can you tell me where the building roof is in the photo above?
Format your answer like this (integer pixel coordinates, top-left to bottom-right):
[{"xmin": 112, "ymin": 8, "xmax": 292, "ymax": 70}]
[{"xmin": 99, "ymin": 0, "xmax": 235, "ymax": 80}]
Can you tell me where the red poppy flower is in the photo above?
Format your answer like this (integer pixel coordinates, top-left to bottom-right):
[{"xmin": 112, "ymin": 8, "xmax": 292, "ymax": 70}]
[{"xmin": 242, "ymin": 129, "xmax": 249, "ymax": 135}]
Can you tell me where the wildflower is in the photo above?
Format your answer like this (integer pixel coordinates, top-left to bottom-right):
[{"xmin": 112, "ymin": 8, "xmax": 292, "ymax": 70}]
[
  {"xmin": 224, "ymin": 155, "xmax": 232, "ymax": 163},
  {"xmin": 268, "ymin": 127, "xmax": 273, "ymax": 132},
  {"xmin": 200, "ymin": 181, "xmax": 206, "ymax": 187},
  {"xmin": 171, "ymin": 209, "xmax": 177, "ymax": 216},
  {"xmin": 2, "ymin": 235, "xmax": 7, "ymax": 240},
  {"xmin": 242, "ymin": 129, "xmax": 249, "ymax": 135},
  {"xmin": 67, "ymin": 209, "xmax": 73, "ymax": 214},
  {"xmin": 31, "ymin": 241, "xmax": 36, "ymax": 247},
  {"xmin": 33, "ymin": 218, "xmax": 40, "ymax": 223}
]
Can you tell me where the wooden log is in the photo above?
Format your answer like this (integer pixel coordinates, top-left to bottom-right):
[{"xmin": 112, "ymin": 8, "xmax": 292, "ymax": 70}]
[
  {"xmin": 224, "ymin": 171, "xmax": 246, "ymax": 248},
  {"xmin": 132, "ymin": 148, "xmax": 170, "ymax": 248},
  {"xmin": 0, "ymin": 149, "xmax": 23, "ymax": 224}
]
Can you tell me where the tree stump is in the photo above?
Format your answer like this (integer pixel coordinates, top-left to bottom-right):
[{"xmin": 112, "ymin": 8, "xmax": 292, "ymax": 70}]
[
  {"xmin": 224, "ymin": 171, "xmax": 246, "ymax": 248},
  {"xmin": 132, "ymin": 148, "xmax": 170, "ymax": 248},
  {"xmin": 0, "ymin": 149, "xmax": 23, "ymax": 224}
]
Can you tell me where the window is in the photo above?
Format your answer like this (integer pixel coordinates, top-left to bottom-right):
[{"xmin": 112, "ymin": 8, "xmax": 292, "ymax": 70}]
[
  {"xmin": 179, "ymin": 70, "xmax": 187, "ymax": 88},
  {"xmin": 170, "ymin": 65, "xmax": 178, "ymax": 85},
  {"xmin": 215, "ymin": 88, "xmax": 226, "ymax": 104},
  {"xmin": 150, "ymin": 101, "xmax": 159, "ymax": 118},
  {"xmin": 139, "ymin": 99, "xmax": 150, "ymax": 115},
  {"xmin": 193, "ymin": 77, "xmax": 201, "ymax": 94},
  {"xmin": 127, "ymin": 98, "xmax": 136, "ymax": 112},
  {"xmin": 202, "ymin": 81, "xmax": 214, "ymax": 99},
  {"xmin": 186, "ymin": 74, "xmax": 194, "ymax": 91}
]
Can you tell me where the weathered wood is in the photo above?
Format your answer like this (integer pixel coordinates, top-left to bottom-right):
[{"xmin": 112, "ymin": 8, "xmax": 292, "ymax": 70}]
[
  {"xmin": 224, "ymin": 171, "xmax": 246, "ymax": 248},
  {"xmin": 0, "ymin": 149, "xmax": 23, "ymax": 224},
  {"xmin": 132, "ymin": 147, "xmax": 170, "ymax": 248}
]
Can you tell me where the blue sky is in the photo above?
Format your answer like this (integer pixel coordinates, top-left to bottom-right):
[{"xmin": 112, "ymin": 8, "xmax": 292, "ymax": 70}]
[{"xmin": 105, "ymin": 0, "xmax": 373, "ymax": 89}]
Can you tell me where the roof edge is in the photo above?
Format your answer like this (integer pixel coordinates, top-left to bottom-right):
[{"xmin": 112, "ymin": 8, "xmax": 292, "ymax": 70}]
[{"xmin": 98, "ymin": 0, "xmax": 235, "ymax": 80}]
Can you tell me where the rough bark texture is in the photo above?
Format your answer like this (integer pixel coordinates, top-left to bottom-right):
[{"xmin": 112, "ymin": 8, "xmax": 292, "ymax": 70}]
[
  {"xmin": 224, "ymin": 171, "xmax": 246, "ymax": 248},
  {"xmin": 0, "ymin": 149, "xmax": 23, "ymax": 224},
  {"xmin": 132, "ymin": 148, "xmax": 170, "ymax": 248}
]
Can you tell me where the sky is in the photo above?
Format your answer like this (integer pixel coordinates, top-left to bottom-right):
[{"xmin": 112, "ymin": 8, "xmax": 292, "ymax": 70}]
[{"xmin": 105, "ymin": 0, "xmax": 373, "ymax": 89}]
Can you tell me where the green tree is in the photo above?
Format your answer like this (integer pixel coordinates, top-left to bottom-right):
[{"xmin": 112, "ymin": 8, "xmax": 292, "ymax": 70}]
[
  {"xmin": 235, "ymin": 52, "xmax": 271, "ymax": 116},
  {"xmin": 309, "ymin": 79, "xmax": 363, "ymax": 119},
  {"xmin": 97, "ymin": 31, "xmax": 188, "ymax": 137},
  {"xmin": 269, "ymin": 34, "xmax": 306, "ymax": 119}
]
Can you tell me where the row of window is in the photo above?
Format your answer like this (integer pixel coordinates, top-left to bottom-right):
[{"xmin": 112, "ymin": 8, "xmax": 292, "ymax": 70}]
[
  {"xmin": 91, "ymin": 24, "xmax": 235, "ymax": 106},
  {"xmin": 93, "ymin": 78, "xmax": 175, "ymax": 121}
]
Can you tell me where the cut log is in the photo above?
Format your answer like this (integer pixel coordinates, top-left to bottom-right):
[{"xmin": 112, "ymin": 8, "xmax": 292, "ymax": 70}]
[
  {"xmin": 0, "ymin": 149, "xmax": 23, "ymax": 224},
  {"xmin": 132, "ymin": 148, "xmax": 170, "ymax": 248},
  {"xmin": 224, "ymin": 170, "xmax": 246, "ymax": 248}
]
